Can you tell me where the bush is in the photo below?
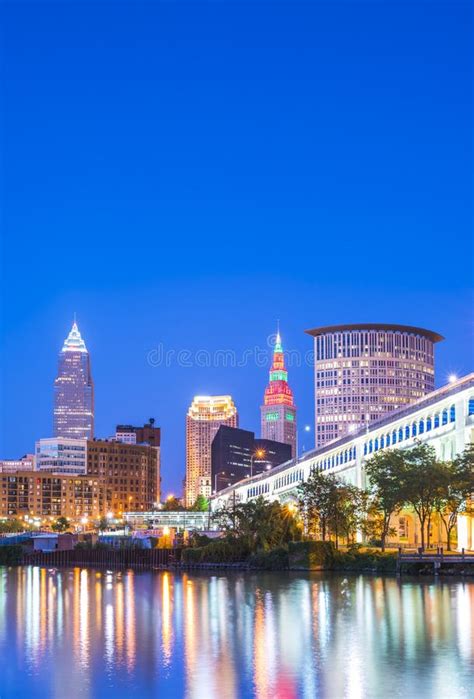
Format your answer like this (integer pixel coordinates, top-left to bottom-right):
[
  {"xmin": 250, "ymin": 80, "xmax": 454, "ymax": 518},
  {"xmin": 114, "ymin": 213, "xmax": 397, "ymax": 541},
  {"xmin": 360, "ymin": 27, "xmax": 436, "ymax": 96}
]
[
  {"xmin": 0, "ymin": 545, "xmax": 23, "ymax": 565},
  {"xmin": 288, "ymin": 541, "xmax": 336, "ymax": 570},
  {"xmin": 74, "ymin": 541, "xmax": 109, "ymax": 551},
  {"xmin": 333, "ymin": 548, "xmax": 397, "ymax": 573},
  {"xmin": 188, "ymin": 532, "xmax": 213, "ymax": 548},
  {"xmin": 182, "ymin": 537, "xmax": 250, "ymax": 564},
  {"xmin": 248, "ymin": 547, "xmax": 289, "ymax": 570},
  {"xmin": 182, "ymin": 547, "xmax": 204, "ymax": 564}
]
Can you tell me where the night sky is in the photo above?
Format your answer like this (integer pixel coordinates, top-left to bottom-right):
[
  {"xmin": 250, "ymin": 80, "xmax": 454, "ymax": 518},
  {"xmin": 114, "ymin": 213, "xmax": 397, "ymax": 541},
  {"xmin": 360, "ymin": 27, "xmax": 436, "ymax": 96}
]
[{"xmin": 1, "ymin": 1, "xmax": 472, "ymax": 496}]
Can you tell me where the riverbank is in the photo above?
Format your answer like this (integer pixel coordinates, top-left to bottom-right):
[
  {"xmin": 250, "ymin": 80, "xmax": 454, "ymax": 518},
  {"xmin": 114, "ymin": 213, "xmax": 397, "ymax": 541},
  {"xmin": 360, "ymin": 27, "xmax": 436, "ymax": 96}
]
[{"xmin": 4, "ymin": 540, "xmax": 474, "ymax": 576}]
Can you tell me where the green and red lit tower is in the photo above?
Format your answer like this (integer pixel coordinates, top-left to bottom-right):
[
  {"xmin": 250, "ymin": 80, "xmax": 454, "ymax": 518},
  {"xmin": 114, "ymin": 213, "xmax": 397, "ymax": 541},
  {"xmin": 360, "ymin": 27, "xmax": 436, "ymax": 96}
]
[{"xmin": 260, "ymin": 330, "xmax": 297, "ymax": 457}]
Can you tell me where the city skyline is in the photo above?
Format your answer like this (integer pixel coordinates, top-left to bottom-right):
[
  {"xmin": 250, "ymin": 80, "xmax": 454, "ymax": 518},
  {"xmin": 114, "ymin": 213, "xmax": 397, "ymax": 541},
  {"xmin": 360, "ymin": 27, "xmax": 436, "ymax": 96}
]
[
  {"xmin": 0, "ymin": 3, "xmax": 472, "ymax": 698},
  {"xmin": 1, "ymin": 316, "xmax": 471, "ymax": 497}
]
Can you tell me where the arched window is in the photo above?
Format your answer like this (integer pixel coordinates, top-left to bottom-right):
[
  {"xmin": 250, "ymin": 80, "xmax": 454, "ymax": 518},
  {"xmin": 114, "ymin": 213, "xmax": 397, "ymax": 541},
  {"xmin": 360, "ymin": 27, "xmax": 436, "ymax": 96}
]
[
  {"xmin": 419, "ymin": 419, "xmax": 424, "ymax": 434},
  {"xmin": 434, "ymin": 413, "xmax": 440, "ymax": 428},
  {"xmin": 405, "ymin": 425, "xmax": 410, "ymax": 440},
  {"xmin": 469, "ymin": 397, "xmax": 474, "ymax": 416},
  {"xmin": 398, "ymin": 427, "xmax": 403, "ymax": 441},
  {"xmin": 374, "ymin": 438, "xmax": 379, "ymax": 451},
  {"xmin": 386, "ymin": 433, "xmax": 391, "ymax": 447},
  {"xmin": 344, "ymin": 450, "xmax": 348, "ymax": 463},
  {"xmin": 426, "ymin": 416, "xmax": 432, "ymax": 431},
  {"xmin": 392, "ymin": 429, "xmax": 397, "ymax": 445},
  {"xmin": 442, "ymin": 409, "xmax": 448, "ymax": 425},
  {"xmin": 449, "ymin": 405, "xmax": 455, "ymax": 422},
  {"xmin": 369, "ymin": 440, "xmax": 373, "ymax": 454},
  {"xmin": 380, "ymin": 435, "xmax": 385, "ymax": 449},
  {"xmin": 364, "ymin": 443, "xmax": 368, "ymax": 456},
  {"xmin": 412, "ymin": 423, "xmax": 417, "ymax": 437}
]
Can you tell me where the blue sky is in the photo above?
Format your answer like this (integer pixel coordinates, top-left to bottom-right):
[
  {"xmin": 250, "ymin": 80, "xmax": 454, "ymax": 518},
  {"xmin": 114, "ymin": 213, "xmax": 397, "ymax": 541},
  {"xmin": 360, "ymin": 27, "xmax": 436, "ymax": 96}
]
[{"xmin": 1, "ymin": 1, "xmax": 472, "ymax": 495}]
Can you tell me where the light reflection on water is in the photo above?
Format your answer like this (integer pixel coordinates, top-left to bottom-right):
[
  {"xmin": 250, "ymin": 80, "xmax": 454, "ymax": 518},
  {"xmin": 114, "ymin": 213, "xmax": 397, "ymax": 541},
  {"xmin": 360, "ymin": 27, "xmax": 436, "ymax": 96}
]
[{"xmin": 0, "ymin": 567, "xmax": 473, "ymax": 698}]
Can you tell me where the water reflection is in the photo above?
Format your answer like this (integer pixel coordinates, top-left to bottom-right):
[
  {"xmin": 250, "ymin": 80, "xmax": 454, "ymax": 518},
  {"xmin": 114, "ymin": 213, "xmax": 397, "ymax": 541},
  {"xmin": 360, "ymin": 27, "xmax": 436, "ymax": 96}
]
[{"xmin": 0, "ymin": 567, "xmax": 473, "ymax": 698}]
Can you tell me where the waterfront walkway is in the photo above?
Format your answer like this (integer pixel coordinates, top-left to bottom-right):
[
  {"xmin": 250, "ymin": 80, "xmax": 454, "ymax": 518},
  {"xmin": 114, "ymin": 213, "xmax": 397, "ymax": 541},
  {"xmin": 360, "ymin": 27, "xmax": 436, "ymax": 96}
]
[{"xmin": 397, "ymin": 548, "xmax": 474, "ymax": 575}]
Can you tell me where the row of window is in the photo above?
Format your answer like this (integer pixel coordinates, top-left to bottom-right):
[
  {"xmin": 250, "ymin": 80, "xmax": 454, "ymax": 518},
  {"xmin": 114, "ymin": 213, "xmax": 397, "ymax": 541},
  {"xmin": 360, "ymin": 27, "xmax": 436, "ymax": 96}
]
[
  {"xmin": 247, "ymin": 482, "xmax": 270, "ymax": 498},
  {"xmin": 363, "ymin": 404, "xmax": 457, "ymax": 455},
  {"xmin": 273, "ymin": 469, "xmax": 304, "ymax": 491},
  {"xmin": 312, "ymin": 446, "xmax": 357, "ymax": 473}
]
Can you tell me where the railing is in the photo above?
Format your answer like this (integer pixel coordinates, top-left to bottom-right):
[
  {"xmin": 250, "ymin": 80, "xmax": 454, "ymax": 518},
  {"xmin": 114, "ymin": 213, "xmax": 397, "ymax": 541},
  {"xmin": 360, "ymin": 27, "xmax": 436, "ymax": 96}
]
[
  {"xmin": 22, "ymin": 547, "xmax": 181, "ymax": 569},
  {"xmin": 397, "ymin": 547, "xmax": 474, "ymax": 574}
]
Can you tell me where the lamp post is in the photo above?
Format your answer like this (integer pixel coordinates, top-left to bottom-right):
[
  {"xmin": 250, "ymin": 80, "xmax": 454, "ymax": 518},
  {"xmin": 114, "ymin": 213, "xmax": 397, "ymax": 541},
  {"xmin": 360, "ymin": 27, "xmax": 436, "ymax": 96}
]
[
  {"xmin": 214, "ymin": 471, "xmax": 227, "ymax": 494},
  {"xmin": 250, "ymin": 448, "xmax": 266, "ymax": 478}
]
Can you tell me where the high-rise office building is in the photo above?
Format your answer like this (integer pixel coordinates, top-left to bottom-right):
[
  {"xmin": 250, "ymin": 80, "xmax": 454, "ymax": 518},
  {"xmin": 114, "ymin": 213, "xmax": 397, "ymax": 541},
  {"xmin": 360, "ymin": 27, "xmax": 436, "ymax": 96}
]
[
  {"xmin": 211, "ymin": 425, "xmax": 292, "ymax": 491},
  {"xmin": 53, "ymin": 320, "xmax": 94, "ymax": 439},
  {"xmin": 260, "ymin": 331, "xmax": 297, "ymax": 456},
  {"xmin": 305, "ymin": 323, "xmax": 443, "ymax": 447},
  {"xmin": 185, "ymin": 396, "xmax": 238, "ymax": 506}
]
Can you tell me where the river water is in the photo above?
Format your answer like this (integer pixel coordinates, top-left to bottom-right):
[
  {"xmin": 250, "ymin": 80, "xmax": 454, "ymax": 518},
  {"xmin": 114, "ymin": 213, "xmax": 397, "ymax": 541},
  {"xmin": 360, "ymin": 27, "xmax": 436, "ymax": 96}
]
[{"xmin": 0, "ymin": 566, "xmax": 473, "ymax": 698}]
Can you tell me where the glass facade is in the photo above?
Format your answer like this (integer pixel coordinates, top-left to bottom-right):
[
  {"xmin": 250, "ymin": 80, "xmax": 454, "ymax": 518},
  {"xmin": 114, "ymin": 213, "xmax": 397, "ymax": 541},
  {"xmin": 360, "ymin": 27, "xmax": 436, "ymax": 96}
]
[{"xmin": 53, "ymin": 321, "xmax": 94, "ymax": 440}]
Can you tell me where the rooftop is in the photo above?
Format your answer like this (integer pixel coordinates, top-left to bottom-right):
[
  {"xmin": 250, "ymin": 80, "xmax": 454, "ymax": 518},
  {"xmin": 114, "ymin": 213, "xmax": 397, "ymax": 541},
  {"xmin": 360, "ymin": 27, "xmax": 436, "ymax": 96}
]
[{"xmin": 305, "ymin": 323, "xmax": 444, "ymax": 343}]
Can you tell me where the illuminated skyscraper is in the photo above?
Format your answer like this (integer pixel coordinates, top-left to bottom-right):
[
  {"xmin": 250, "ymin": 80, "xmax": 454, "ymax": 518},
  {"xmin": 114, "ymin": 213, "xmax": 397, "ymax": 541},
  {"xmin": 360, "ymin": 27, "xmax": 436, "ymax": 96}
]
[
  {"xmin": 185, "ymin": 395, "xmax": 238, "ymax": 507},
  {"xmin": 260, "ymin": 331, "xmax": 297, "ymax": 457},
  {"xmin": 305, "ymin": 323, "xmax": 443, "ymax": 447},
  {"xmin": 53, "ymin": 320, "xmax": 94, "ymax": 439}
]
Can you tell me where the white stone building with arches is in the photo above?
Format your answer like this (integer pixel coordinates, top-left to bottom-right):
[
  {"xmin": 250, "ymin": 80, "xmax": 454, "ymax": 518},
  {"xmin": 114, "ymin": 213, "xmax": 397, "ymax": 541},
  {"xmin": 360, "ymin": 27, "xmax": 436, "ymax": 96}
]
[{"xmin": 212, "ymin": 374, "xmax": 474, "ymax": 550}]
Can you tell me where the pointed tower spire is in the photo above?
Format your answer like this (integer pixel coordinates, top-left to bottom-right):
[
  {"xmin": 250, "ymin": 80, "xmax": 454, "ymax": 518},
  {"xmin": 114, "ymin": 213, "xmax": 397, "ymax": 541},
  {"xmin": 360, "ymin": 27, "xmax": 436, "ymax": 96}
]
[
  {"xmin": 261, "ymin": 326, "xmax": 297, "ymax": 457},
  {"xmin": 62, "ymin": 319, "xmax": 87, "ymax": 353}
]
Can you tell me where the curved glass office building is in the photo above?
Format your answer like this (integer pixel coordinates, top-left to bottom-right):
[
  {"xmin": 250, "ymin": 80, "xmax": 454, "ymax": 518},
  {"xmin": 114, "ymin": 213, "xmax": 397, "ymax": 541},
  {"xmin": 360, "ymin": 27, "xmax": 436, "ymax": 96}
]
[{"xmin": 305, "ymin": 324, "xmax": 443, "ymax": 447}]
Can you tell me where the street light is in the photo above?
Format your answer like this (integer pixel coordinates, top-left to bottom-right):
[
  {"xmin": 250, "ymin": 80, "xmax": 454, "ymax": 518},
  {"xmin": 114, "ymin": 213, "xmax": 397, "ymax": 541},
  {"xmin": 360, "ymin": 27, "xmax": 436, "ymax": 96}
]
[
  {"xmin": 250, "ymin": 448, "xmax": 266, "ymax": 478},
  {"xmin": 214, "ymin": 471, "xmax": 227, "ymax": 494}
]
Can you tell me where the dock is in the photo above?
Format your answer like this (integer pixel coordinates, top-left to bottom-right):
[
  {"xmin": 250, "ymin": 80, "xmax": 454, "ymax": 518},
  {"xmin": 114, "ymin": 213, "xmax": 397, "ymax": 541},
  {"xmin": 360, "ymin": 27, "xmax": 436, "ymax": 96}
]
[{"xmin": 397, "ymin": 547, "xmax": 474, "ymax": 575}]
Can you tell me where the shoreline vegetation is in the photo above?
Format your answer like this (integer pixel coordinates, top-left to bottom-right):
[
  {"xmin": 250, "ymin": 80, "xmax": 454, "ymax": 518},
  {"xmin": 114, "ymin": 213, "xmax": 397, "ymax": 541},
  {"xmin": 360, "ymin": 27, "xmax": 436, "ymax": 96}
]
[
  {"xmin": 1, "ymin": 443, "xmax": 473, "ymax": 576},
  {"xmin": 182, "ymin": 540, "xmax": 399, "ymax": 573},
  {"xmin": 2, "ymin": 541, "xmax": 474, "ymax": 576}
]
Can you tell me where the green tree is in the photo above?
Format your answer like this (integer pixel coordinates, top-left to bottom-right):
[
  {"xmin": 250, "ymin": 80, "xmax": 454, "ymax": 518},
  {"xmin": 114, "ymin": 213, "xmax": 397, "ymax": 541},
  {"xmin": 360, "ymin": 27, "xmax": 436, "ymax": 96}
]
[
  {"xmin": 434, "ymin": 445, "xmax": 474, "ymax": 550},
  {"xmin": 297, "ymin": 470, "xmax": 368, "ymax": 547},
  {"xmin": 0, "ymin": 518, "xmax": 31, "ymax": 534},
  {"xmin": 51, "ymin": 516, "xmax": 70, "ymax": 533},
  {"xmin": 401, "ymin": 442, "xmax": 446, "ymax": 550},
  {"xmin": 364, "ymin": 449, "xmax": 407, "ymax": 551},
  {"xmin": 297, "ymin": 469, "xmax": 338, "ymax": 541},
  {"xmin": 162, "ymin": 496, "xmax": 184, "ymax": 511},
  {"xmin": 95, "ymin": 516, "xmax": 109, "ymax": 532},
  {"xmin": 190, "ymin": 495, "xmax": 209, "ymax": 512},
  {"xmin": 332, "ymin": 483, "xmax": 368, "ymax": 547},
  {"xmin": 213, "ymin": 497, "xmax": 301, "ymax": 552}
]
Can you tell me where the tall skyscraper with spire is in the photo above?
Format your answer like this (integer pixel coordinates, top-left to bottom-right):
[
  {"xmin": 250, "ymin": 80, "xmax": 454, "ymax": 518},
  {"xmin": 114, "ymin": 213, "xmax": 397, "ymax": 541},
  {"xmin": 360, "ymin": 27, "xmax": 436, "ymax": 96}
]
[
  {"xmin": 53, "ymin": 320, "xmax": 94, "ymax": 440},
  {"xmin": 260, "ymin": 329, "xmax": 297, "ymax": 457}
]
